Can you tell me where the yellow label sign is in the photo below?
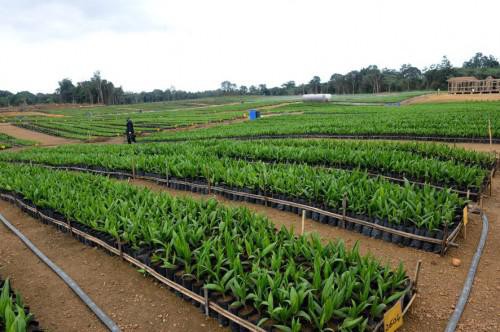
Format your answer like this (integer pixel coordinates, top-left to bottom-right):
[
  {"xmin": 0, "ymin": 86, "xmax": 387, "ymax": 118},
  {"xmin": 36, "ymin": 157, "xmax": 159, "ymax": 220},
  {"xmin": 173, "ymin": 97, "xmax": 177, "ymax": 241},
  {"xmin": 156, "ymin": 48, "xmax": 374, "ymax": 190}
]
[
  {"xmin": 384, "ymin": 300, "xmax": 403, "ymax": 332},
  {"xmin": 463, "ymin": 206, "xmax": 468, "ymax": 226}
]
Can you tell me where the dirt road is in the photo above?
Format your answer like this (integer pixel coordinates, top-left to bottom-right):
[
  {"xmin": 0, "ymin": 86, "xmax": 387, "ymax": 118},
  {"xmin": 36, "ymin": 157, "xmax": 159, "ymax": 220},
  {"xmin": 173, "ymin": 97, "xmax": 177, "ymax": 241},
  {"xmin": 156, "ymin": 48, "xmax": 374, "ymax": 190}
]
[
  {"xmin": 0, "ymin": 123, "xmax": 77, "ymax": 146},
  {"xmin": 403, "ymin": 93, "xmax": 500, "ymax": 104}
]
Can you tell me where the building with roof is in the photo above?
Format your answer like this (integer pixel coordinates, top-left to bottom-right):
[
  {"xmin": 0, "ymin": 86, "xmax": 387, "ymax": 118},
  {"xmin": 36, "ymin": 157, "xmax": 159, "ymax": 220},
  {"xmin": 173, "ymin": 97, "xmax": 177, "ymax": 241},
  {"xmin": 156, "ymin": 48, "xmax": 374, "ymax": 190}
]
[{"xmin": 448, "ymin": 76, "xmax": 499, "ymax": 94}]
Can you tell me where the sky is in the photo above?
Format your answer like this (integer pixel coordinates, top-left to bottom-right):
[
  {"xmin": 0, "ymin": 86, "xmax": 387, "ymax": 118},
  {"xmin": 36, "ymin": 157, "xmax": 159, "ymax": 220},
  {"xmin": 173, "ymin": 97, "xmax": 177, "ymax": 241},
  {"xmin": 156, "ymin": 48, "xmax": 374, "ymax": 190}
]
[{"xmin": 1, "ymin": 0, "xmax": 500, "ymax": 94}]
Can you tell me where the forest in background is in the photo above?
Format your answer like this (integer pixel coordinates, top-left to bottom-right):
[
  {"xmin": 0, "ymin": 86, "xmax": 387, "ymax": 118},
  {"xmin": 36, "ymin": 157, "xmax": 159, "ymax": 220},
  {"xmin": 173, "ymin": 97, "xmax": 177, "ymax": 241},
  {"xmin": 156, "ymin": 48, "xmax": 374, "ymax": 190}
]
[{"xmin": 1, "ymin": 52, "xmax": 499, "ymax": 107}]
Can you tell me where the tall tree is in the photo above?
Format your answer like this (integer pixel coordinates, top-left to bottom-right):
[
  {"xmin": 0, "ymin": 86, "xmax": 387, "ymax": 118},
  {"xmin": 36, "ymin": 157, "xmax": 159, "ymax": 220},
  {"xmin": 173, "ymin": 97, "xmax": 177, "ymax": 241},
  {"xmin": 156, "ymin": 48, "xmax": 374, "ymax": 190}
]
[
  {"xmin": 258, "ymin": 84, "xmax": 269, "ymax": 95},
  {"xmin": 220, "ymin": 81, "xmax": 237, "ymax": 94},
  {"xmin": 91, "ymin": 71, "xmax": 104, "ymax": 104},
  {"xmin": 57, "ymin": 78, "xmax": 76, "ymax": 103},
  {"xmin": 308, "ymin": 76, "xmax": 321, "ymax": 93},
  {"xmin": 400, "ymin": 64, "xmax": 422, "ymax": 91},
  {"xmin": 463, "ymin": 52, "xmax": 500, "ymax": 68}
]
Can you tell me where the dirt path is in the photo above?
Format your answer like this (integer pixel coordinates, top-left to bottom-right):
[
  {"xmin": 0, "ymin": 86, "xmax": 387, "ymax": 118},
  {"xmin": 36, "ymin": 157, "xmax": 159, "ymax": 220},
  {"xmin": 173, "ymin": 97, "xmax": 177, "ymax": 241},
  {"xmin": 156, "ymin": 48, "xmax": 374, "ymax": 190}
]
[
  {"xmin": 456, "ymin": 176, "xmax": 500, "ymax": 331},
  {"xmin": 0, "ymin": 111, "xmax": 64, "ymax": 117},
  {"xmin": 0, "ymin": 123, "xmax": 77, "ymax": 146},
  {"xmin": 258, "ymin": 102, "xmax": 299, "ymax": 110},
  {"xmin": 403, "ymin": 93, "xmax": 500, "ymax": 104},
  {"xmin": 0, "ymin": 200, "xmax": 223, "ymax": 332}
]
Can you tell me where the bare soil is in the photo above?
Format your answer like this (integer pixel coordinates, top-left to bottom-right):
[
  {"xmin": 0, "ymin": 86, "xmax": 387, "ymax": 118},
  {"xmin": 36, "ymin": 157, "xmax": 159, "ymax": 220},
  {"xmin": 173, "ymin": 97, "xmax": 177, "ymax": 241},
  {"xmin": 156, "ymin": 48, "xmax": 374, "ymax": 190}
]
[
  {"xmin": 0, "ymin": 201, "xmax": 224, "ymax": 332},
  {"xmin": 0, "ymin": 103, "xmax": 102, "ymax": 113},
  {"xmin": 403, "ymin": 93, "xmax": 500, "ymax": 104},
  {"xmin": 0, "ymin": 123, "xmax": 77, "ymax": 146},
  {"xmin": 0, "ymin": 111, "xmax": 64, "ymax": 118},
  {"xmin": 258, "ymin": 102, "xmax": 300, "ymax": 110}
]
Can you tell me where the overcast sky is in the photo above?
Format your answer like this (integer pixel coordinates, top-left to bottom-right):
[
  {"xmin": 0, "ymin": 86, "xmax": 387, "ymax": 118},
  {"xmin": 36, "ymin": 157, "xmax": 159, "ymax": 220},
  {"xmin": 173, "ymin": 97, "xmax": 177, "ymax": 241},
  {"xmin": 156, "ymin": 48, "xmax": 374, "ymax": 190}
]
[{"xmin": 1, "ymin": 0, "xmax": 499, "ymax": 93}]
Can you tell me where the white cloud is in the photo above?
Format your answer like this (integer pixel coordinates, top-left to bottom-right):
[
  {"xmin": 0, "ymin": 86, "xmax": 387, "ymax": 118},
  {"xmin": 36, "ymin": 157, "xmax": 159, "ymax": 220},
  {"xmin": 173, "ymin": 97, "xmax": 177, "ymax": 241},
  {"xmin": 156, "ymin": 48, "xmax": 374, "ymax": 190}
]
[{"xmin": 1, "ymin": 0, "xmax": 499, "ymax": 93}]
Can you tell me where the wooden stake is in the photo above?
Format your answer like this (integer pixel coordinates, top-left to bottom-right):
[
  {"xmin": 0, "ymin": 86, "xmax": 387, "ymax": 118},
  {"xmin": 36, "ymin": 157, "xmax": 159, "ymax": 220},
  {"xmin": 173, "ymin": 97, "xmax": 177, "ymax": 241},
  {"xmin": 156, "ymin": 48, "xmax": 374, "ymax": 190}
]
[
  {"xmin": 204, "ymin": 166, "xmax": 210, "ymax": 194},
  {"xmin": 165, "ymin": 161, "xmax": 169, "ymax": 187},
  {"xmin": 117, "ymin": 237, "xmax": 123, "ymax": 258},
  {"xmin": 67, "ymin": 219, "xmax": 73, "ymax": 236},
  {"xmin": 488, "ymin": 118, "xmax": 492, "ymax": 147},
  {"xmin": 204, "ymin": 287, "xmax": 209, "ymax": 316},
  {"xmin": 462, "ymin": 207, "xmax": 467, "ymax": 240},
  {"xmin": 413, "ymin": 260, "xmax": 422, "ymax": 292},
  {"xmin": 301, "ymin": 210, "xmax": 305, "ymax": 235},
  {"xmin": 490, "ymin": 174, "xmax": 493, "ymax": 196},
  {"xmin": 341, "ymin": 193, "xmax": 347, "ymax": 229},
  {"xmin": 441, "ymin": 221, "xmax": 449, "ymax": 256},
  {"xmin": 132, "ymin": 159, "xmax": 136, "ymax": 179}
]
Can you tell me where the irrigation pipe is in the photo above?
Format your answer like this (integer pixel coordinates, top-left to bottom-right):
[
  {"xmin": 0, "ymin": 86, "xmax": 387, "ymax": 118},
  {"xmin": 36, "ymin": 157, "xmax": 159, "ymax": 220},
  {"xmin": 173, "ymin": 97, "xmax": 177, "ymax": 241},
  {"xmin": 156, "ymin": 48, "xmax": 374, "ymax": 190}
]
[
  {"xmin": 0, "ymin": 212, "xmax": 121, "ymax": 332},
  {"xmin": 444, "ymin": 210, "xmax": 489, "ymax": 332}
]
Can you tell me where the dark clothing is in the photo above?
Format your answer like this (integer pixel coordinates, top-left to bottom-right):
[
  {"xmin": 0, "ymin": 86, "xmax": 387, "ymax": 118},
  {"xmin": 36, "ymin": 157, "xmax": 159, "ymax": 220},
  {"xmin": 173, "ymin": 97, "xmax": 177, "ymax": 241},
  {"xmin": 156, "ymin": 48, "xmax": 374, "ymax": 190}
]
[
  {"xmin": 126, "ymin": 120, "xmax": 136, "ymax": 144},
  {"xmin": 127, "ymin": 132, "xmax": 136, "ymax": 144},
  {"xmin": 126, "ymin": 120, "xmax": 134, "ymax": 133}
]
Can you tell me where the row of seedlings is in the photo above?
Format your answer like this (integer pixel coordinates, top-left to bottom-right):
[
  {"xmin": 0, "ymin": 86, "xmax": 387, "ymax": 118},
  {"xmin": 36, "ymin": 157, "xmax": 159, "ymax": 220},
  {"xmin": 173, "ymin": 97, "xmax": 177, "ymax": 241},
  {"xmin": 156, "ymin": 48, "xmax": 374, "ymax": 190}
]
[{"xmin": 0, "ymin": 163, "xmax": 417, "ymax": 331}]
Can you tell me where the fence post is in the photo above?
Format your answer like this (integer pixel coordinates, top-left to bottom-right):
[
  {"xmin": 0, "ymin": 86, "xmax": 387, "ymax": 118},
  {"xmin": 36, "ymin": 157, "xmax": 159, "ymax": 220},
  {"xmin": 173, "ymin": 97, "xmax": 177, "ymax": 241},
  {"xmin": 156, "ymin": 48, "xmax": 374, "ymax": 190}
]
[
  {"xmin": 165, "ymin": 161, "xmax": 169, "ymax": 187},
  {"xmin": 488, "ymin": 118, "xmax": 492, "ymax": 147},
  {"xmin": 116, "ymin": 236, "xmax": 123, "ymax": 258},
  {"xmin": 301, "ymin": 210, "xmax": 305, "ymax": 235},
  {"xmin": 462, "ymin": 206, "xmax": 468, "ymax": 240},
  {"xmin": 441, "ymin": 221, "xmax": 449, "ymax": 256},
  {"xmin": 204, "ymin": 287, "xmax": 210, "ymax": 316},
  {"xmin": 341, "ymin": 192, "xmax": 347, "ymax": 229},
  {"xmin": 413, "ymin": 260, "xmax": 422, "ymax": 292},
  {"xmin": 490, "ymin": 173, "xmax": 493, "ymax": 196},
  {"xmin": 67, "ymin": 218, "xmax": 73, "ymax": 236},
  {"xmin": 131, "ymin": 159, "xmax": 136, "ymax": 179}
]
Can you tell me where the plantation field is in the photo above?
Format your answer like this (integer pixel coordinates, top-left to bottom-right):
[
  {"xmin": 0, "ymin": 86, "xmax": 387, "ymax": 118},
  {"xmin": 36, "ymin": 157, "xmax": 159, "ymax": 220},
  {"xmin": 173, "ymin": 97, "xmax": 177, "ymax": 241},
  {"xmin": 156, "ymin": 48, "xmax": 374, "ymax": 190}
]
[
  {"xmin": 328, "ymin": 91, "xmax": 432, "ymax": 103},
  {"xmin": 0, "ymin": 97, "xmax": 498, "ymax": 331},
  {"xmin": 4, "ymin": 96, "xmax": 298, "ymax": 140},
  {"xmin": 2, "ymin": 138, "xmax": 495, "ymax": 248},
  {"xmin": 143, "ymin": 102, "xmax": 500, "ymax": 142},
  {"xmin": 0, "ymin": 132, "xmax": 34, "ymax": 149},
  {"xmin": 0, "ymin": 163, "xmax": 411, "ymax": 331}
]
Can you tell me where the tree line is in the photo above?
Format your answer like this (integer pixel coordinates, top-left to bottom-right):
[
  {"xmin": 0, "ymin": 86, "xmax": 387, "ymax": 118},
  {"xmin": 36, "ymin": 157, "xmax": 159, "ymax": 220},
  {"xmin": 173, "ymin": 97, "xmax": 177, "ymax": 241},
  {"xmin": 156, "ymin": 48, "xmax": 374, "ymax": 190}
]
[{"xmin": 1, "ymin": 52, "xmax": 499, "ymax": 107}]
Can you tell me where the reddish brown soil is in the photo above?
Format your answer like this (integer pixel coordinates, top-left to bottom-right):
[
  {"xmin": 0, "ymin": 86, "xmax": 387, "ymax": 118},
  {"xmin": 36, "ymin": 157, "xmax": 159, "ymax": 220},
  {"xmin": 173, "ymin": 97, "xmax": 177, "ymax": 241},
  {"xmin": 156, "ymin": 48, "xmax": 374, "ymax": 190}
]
[
  {"xmin": 258, "ymin": 102, "xmax": 299, "ymax": 110},
  {"xmin": 0, "ymin": 123, "xmax": 77, "ymax": 146},
  {"xmin": 0, "ymin": 111, "xmax": 64, "ymax": 117},
  {"xmin": 0, "ymin": 201, "xmax": 223, "ymax": 332},
  {"xmin": 0, "ymin": 103, "xmax": 102, "ymax": 113},
  {"xmin": 403, "ymin": 93, "xmax": 500, "ymax": 104}
]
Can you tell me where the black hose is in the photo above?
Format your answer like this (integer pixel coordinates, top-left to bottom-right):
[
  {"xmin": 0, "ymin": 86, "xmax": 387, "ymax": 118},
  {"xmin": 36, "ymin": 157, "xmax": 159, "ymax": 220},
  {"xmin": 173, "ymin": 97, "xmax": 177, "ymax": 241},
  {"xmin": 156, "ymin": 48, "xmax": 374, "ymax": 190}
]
[
  {"xmin": 0, "ymin": 213, "xmax": 121, "ymax": 332},
  {"xmin": 444, "ymin": 211, "xmax": 489, "ymax": 332}
]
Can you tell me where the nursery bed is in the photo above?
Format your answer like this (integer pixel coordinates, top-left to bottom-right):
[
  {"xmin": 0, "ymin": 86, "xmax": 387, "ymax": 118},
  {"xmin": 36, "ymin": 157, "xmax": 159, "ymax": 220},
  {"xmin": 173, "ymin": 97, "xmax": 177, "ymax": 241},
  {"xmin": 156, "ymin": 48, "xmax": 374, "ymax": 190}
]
[
  {"xmin": 25, "ymin": 163, "xmax": 468, "ymax": 255},
  {"xmin": 0, "ymin": 190, "xmax": 419, "ymax": 332}
]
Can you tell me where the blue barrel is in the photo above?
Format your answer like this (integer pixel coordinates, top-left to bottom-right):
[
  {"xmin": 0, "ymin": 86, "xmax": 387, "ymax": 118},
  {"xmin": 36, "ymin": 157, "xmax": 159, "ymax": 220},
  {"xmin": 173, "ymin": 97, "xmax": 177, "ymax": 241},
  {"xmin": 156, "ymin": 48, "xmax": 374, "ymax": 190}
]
[{"xmin": 248, "ymin": 109, "xmax": 261, "ymax": 120}]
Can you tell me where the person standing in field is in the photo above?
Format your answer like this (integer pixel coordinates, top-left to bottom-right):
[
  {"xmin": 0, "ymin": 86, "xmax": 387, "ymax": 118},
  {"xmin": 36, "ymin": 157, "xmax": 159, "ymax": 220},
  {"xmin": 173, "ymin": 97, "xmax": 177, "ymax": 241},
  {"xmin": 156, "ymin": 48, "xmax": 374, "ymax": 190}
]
[{"xmin": 126, "ymin": 118, "xmax": 136, "ymax": 144}]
